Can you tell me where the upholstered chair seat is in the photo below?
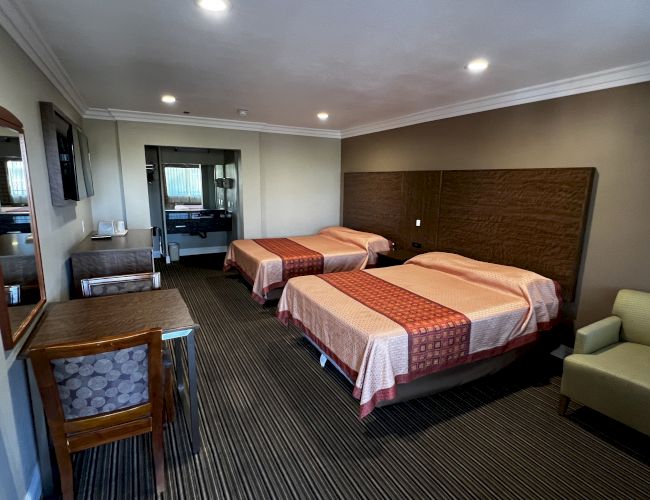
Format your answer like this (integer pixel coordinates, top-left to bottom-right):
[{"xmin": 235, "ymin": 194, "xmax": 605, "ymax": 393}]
[{"xmin": 560, "ymin": 289, "xmax": 650, "ymax": 436}]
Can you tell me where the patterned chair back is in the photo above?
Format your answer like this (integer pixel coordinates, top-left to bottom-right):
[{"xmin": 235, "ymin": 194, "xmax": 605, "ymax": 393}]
[
  {"xmin": 31, "ymin": 329, "xmax": 164, "ymax": 424},
  {"xmin": 30, "ymin": 328, "xmax": 166, "ymax": 499},
  {"xmin": 81, "ymin": 272, "xmax": 161, "ymax": 298},
  {"xmin": 51, "ymin": 345, "xmax": 150, "ymax": 420}
]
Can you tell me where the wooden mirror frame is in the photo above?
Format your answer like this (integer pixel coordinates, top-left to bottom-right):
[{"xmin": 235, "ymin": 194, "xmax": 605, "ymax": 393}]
[{"xmin": 0, "ymin": 106, "xmax": 47, "ymax": 350}]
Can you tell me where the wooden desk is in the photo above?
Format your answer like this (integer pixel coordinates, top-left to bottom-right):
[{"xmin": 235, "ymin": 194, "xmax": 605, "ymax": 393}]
[
  {"xmin": 70, "ymin": 229, "xmax": 154, "ymax": 297},
  {"xmin": 21, "ymin": 289, "xmax": 200, "ymax": 496}
]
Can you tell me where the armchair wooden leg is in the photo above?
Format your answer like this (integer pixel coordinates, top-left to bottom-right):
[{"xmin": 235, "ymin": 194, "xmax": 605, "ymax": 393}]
[{"xmin": 558, "ymin": 395, "xmax": 570, "ymax": 416}]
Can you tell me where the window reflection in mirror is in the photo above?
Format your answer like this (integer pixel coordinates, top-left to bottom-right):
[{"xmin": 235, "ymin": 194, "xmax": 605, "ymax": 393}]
[
  {"xmin": 163, "ymin": 163, "xmax": 236, "ymax": 211},
  {"xmin": 163, "ymin": 164, "xmax": 203, "ymax": 209},
  {"xmin": 0, "ymin": 126, "xmax": 40, "ymax": 331}
]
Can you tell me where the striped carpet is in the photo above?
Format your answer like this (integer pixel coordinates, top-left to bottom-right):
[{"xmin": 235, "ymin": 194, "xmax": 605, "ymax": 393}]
[{"xmin": 72, "ymin": 255, "xmax": 650, "ymax": 500}]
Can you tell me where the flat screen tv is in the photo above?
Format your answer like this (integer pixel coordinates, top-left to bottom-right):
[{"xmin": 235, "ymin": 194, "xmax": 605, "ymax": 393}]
[
  {"xmin": 40, "ymin": 101, "xmax": 94, "ymax": 206},
  {"xmin": 54, "ymin": 112, "xmax": 93, "ymax": 201}
]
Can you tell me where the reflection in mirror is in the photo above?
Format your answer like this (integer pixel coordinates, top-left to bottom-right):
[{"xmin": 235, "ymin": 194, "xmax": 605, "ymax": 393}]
[
  {"xmin": 0, "ymin": 126, "xmax": 42, "ymax": 338},
  {"xmin": 162, "ymin": 163, "xmax": 237, "ymax": 211},
  {"xmin": 163, "ymin": 164, "xmax": 203, "ymax": 210}
]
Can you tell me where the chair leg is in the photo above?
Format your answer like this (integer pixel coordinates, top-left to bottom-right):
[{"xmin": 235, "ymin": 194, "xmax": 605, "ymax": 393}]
[
  {"xmin": 164, "ymin": 365, "xmax": 176, "ymax": 423},
  {"xmin": 558, "ymin": 395, "xmax": 570, "ymax": 416},
  {"xmin": 53, "ymin": 446, "xmax": 75, "ymax": 500},
  {"xmin": 152, "ymin": 422, "xmax": 166, "ymax": 495}
]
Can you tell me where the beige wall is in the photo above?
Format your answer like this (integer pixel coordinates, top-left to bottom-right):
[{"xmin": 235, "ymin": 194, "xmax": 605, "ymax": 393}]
[
  {"xmin": 0, "ymin": 26, "xmax": 94, "ymax": 499},
  {"xmin": 260, "ymin": 133, "xmax": 341, "ymax": 236},
  {"xmin": 85, "ymin": 121, "xmax": 341, "ymax": 239},
  {"xmin": 83, "ymin": 119, "xmax": 125, "ymax": 224},
  {"xmin": 342, "ymin": 82, "xmax": 650, "ymax": 328}
]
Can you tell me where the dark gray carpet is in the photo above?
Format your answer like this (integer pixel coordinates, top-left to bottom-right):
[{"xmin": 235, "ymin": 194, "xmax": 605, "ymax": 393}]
[{"xmin": 72, "ymin": 255, "xmax": 650, "ymax": 499}]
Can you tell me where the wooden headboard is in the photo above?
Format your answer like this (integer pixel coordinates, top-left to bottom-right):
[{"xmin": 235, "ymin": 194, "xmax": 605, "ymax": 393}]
[{"xmin": 343, "ymin": 168, "xmax": 595, "ymax": 302}]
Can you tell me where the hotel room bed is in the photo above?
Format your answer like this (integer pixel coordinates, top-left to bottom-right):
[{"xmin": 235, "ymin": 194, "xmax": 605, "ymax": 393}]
[
  {"xmin": 224, "ymin": 226, "xmax": 391, "ymax": 303},
  {"xmin": 277, "ymin": 252, "xmax": 561, "ymax": 417}
]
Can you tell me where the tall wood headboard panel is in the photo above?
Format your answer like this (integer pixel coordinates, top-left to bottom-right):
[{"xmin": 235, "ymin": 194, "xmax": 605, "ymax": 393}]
[
  {"xmin": 343, "ymin": 168, "xmax": 594, "ymax": 302},
  {"xmin": 343, "ymin": 172, "xmax": 404, "ymax": 245},
  {"xmin": 437, "ymin": 168, "xmax": 594, "ymax": 301},
  {"xmin": 343, "ymin": 171, "xmax": 441, "ymax": 250}
]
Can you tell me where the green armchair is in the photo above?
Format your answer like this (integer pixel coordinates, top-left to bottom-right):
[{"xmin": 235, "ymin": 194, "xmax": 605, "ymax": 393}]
[{"xmin": 559, "ymin": 289, "xmax": 650, "ymax": 436}]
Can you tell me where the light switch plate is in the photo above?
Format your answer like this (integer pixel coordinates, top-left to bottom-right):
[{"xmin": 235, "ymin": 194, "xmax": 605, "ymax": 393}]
[{"xmin": 415, "ymin": 219, "xmax": 421, "ymax": 227}]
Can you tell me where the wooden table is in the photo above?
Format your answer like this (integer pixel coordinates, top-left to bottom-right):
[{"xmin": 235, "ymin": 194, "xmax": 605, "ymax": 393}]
[
  {"xmin": 69, "ymin": 229, "xmax": 154, "ymax": 297},
  {"xmin": 21, "ymin": 289, "xmax": 200, "ymax": 497}
]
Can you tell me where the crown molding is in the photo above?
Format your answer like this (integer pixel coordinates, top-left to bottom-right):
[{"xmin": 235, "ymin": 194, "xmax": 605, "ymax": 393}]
[
  {"xmin": 340, "ymin": 61, "xmax": 650, "ymax": 138},
  {"xmin": 2, "ymin": 0, "xmax": 648, "ymax": 140},
  {"xmin": 0, "ymin": 0, "xmax": 87, "ymax": 116},
  {"xmin": 83, "ymin": 108, "xmax": 342, "ymax": 139}
]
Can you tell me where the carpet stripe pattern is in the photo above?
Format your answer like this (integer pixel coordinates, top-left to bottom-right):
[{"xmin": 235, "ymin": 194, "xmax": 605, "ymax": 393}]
[{"xmin": 71, "ymin": 256, "xmax": 650, "ymax": 499}]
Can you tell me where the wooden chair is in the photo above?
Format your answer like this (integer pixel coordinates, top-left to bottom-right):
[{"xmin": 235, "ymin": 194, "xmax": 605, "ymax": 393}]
[
  {"xmin": 80, "ymin": 271, "xmax": 175, "ymax": 421},
  {"xmin": 80, "ymin": 271, "xmax": 161, "ymax": 298},
  {"xmin": 30, "ymin": 328, "xmax": 166, "ymax": 499}
]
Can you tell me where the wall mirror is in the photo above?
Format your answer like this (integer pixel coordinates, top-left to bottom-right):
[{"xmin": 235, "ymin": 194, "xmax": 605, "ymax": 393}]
[
  {"xmin": 162, "ymin": 163, "xmax": 237, "ymax": 211},
  {"xmin": 0, "ymin": 105, "xmax": 46, "ymax": 350}
]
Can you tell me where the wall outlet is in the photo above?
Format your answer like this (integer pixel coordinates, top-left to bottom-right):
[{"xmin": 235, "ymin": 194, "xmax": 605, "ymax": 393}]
[
  {"xmin": 415, "ymin": 219, "xmax": 421, "ymax": 227},
  {"xmin": 412, "ymin": 242, "xmax": 422, "ymax": 248}
]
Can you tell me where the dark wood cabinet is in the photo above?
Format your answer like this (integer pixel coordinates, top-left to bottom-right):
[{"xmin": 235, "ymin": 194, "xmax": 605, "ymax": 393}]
[
  {"xmin": 70, "ymin": 229, "xmax": 154, "ymax": 297},
  {"xmin": 376, "ymin": 249, "xmax": 423, "ymax": 268}
]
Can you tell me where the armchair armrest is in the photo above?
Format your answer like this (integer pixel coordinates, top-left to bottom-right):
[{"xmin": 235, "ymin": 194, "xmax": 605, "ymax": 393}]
[{"xmin": 574, "ymin": 316, "xmax": 621, "ymax": 354}]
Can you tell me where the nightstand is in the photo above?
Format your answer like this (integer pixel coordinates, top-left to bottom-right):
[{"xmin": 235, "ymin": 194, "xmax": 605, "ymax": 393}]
[{"xmin": 375, "ymin": 249, "xmax": 424, "ymax": 267}]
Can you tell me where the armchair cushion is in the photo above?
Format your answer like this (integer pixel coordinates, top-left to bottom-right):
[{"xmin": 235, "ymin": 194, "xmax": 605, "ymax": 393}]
[
  {"xmin": 561, "ymin": 342, "xmax": 650, "ymax": 435},
  {"xmin": 612, "ymin": 289, "xmax": 650, "ymax": 346},
  {"xmin": 574, "ymin": 316, "xmax": 621, "ymax": 354}
]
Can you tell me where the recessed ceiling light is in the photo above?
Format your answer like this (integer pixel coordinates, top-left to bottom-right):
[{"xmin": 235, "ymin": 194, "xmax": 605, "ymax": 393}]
[
  {"xmin": 196, "ymin": 0, "xmax": 231, "ymax": 12},
  {"xmin": 161, "ymin": 95, "xmax": 176, "ymax": 104},
  {"xmin": 317, "ymin": 112, "xmax": 329, "ymax": 121},
  {"xmin": 466, "ymin": 58, "xmax": 489, "ymax": 73}
]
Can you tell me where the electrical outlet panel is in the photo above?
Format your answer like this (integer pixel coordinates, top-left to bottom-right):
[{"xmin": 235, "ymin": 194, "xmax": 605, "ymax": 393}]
[{"xmin": 415, "ymin": 219, "xmax": 421, "ymax": 227}]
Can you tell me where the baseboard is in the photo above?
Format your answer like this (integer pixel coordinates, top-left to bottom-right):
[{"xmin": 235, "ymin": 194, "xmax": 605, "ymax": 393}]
[
  {"xmin": 24, "ymin": 464, "xmax": 41, "ymax": 500},
  {"xmin": 178, "ymin": 245, "xmax": 228, "ymax": 256}
]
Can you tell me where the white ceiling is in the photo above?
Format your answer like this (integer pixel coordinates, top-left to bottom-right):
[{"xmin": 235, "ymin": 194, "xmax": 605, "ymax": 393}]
[{"xmin": 16, "ymin": 0, "xmax": 650, "ymax": 132}]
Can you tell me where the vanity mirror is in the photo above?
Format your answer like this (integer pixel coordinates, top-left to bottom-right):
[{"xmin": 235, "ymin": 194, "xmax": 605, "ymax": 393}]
[{"xmin": 0, "ymin": 105, "xmax": 46, "ymax": 350}]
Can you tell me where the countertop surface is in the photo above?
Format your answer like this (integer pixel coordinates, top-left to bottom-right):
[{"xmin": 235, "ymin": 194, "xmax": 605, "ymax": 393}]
[{"xmin": 71, "ymin": 228, "xmax": 153, "ymax": 254}]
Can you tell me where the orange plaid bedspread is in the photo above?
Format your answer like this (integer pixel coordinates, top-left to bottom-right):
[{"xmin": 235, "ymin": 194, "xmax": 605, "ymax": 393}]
[
  {"xmin": 253, "ymin": 238, "xmax": 324, "ymax": 282},
  {"xmin": 318, "ymin": 271, "xmax": 471, "ymax": 375}
]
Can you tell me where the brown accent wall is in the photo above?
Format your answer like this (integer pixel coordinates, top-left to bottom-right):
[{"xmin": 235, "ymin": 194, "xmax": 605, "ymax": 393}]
[{"xmin": 342, "ymin": 82, "xmax": 650, "ymax": 328}]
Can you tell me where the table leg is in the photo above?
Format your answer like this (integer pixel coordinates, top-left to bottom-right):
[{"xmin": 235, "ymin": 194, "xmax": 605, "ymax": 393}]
[
  {"xmin": 187, "ymin": 328, "xmax": 200, "ymax": 454},
  {"xmin": 173, "ymin": 337, "xmax": 186, "ymax": 395},
  {"xmin": 171, "ymin": 329, "xmax": 200, "ymax": 454}
]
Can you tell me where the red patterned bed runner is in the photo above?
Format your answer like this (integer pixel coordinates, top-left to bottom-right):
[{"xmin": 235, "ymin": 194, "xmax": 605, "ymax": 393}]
[
  {"xmin": 254, "ymin": 238, "xmax": 324, "ymax": 281},
  {"xmin": 318, "ymin": 271, "xmax": 471, "ymax": 375}
]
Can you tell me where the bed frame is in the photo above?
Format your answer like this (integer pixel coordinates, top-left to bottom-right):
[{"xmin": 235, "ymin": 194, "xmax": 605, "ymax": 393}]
[
  {"xmin": 304, "ymin": 332, "xmax": 538, "ymax": 409},
  {"xmin": 300, "ymin": 167, "xmax": 595, "ymax": 410}
]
